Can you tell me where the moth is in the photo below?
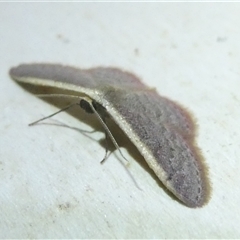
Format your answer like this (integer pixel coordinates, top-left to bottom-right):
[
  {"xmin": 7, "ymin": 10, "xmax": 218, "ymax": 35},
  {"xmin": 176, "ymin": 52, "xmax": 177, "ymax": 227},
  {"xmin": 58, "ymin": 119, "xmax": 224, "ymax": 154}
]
[{"xmin": 9, "ymin": 64, "xmax": 209, "ymax": 208}]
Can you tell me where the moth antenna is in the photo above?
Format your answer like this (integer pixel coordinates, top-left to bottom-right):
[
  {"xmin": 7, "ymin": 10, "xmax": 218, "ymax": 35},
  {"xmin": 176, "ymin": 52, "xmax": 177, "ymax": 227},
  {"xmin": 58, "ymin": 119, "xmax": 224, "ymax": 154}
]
[
  {"xmin": 29, "ymin": 93, "xmax": 139, "ymax": 189},
  {"xmin": 29, "ymin": 94, "xmax": 87, "ymax": 125},
  {"xmin": 30, "ymin": 93, "xmax": 130, "ymax": 165},
  {"xmin": 29, "ymin": 103, "xmax": 78, "ymax": 126}
]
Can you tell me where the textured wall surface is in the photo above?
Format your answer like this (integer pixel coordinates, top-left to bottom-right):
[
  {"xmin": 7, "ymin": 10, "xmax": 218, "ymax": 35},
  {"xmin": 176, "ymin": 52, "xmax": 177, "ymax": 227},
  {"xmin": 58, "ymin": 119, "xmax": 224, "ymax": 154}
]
[{"xmin": 1, "ymin": 2, "xmax": 240, "ymax": 238}]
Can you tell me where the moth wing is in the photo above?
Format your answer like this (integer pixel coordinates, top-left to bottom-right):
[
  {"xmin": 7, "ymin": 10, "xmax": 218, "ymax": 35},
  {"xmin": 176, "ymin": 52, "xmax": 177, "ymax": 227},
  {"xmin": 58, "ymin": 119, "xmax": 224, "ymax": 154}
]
[
  {"xmin": 10, "ymin": 64, "xmax": 208, "ymax": 207},
  {"xmin": 102, "ymin": 88, "xmax": 208, "ymax": 207}
]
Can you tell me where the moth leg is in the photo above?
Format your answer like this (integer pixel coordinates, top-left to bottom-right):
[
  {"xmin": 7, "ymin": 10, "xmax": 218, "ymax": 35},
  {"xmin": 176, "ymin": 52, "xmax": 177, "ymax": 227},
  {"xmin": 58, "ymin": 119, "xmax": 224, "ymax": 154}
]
[
  {"xmin": 100, "ymin": 129, "xmax": 110, "ymax": 164},
  {"xmin": 86, "ymin": 99, "xmax": 129, "ymax": 165}
]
